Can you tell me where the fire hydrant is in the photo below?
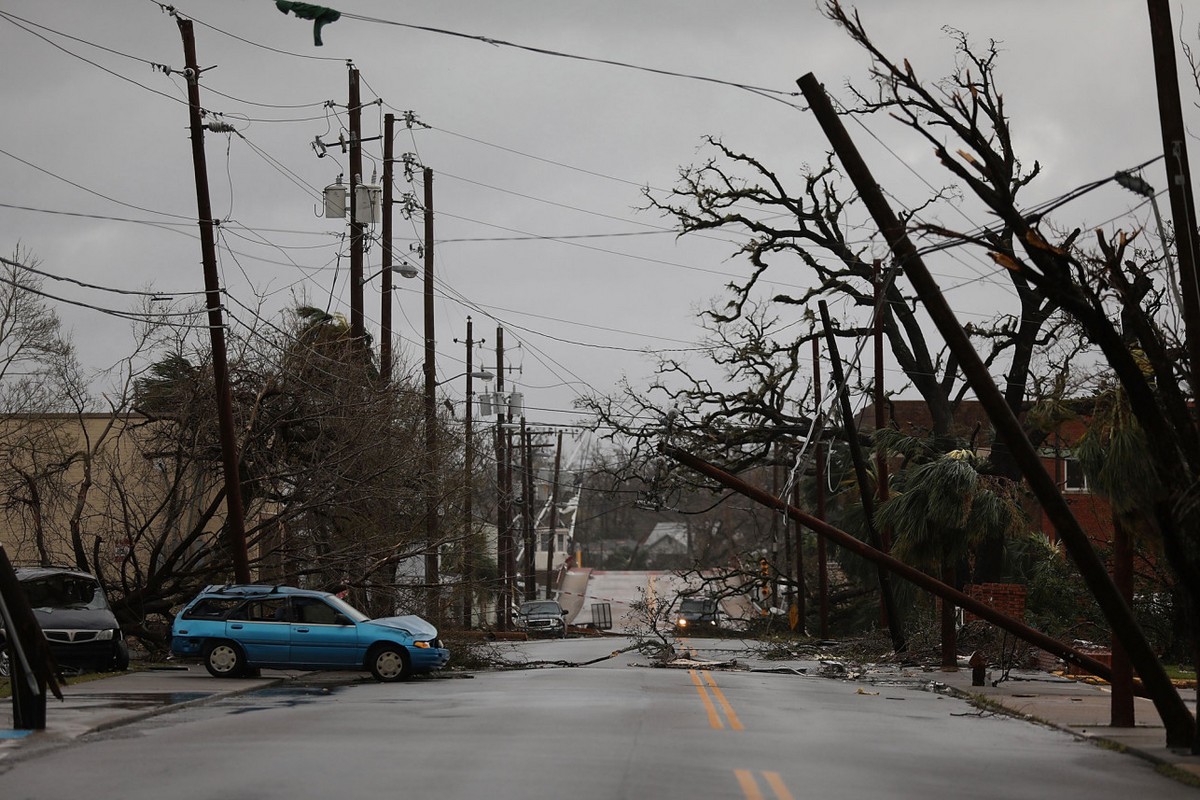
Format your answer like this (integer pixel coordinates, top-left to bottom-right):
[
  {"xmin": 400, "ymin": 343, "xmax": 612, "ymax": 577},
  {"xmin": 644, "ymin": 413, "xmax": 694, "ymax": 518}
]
[{"xmin": 968, "ymin": 651, "xmax": 987, "ymax": 686}]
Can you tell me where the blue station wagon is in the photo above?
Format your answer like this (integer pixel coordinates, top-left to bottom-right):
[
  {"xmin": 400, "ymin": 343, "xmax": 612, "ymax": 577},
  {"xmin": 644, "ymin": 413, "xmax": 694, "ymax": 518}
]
[{"xmin": 171, "ymin": 584, "xmax": 449, "ymax": 682}]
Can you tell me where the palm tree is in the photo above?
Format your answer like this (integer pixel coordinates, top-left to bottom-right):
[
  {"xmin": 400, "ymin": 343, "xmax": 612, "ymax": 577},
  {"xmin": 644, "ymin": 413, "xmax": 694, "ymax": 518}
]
[{"xmin": 874, "ymin": 439, "xmax": 1023, "ymax": 669}]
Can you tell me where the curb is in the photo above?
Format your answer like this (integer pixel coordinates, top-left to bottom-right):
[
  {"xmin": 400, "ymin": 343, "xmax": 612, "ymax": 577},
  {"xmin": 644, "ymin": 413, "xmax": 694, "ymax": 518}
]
[
  {"xmin": 0, "ymin": 674, "xmax": 290, "ymax": 769},
  {"xmin": 937, "ymin": 683, "xmax": 1177, "ymax": 771}
]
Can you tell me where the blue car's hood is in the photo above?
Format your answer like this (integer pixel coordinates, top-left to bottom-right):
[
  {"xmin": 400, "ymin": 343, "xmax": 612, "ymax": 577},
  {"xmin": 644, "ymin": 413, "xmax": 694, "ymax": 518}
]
[{"xmin": 365, "ymin": 615, "xmax": 438, "ymax": 640}]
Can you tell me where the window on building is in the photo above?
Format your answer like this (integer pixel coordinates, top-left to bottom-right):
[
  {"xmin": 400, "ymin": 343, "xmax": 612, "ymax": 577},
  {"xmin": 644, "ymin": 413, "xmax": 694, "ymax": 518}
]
[{"xmin": 1063, "ymin": 456, "xmax": 1090, "ymax": 493}]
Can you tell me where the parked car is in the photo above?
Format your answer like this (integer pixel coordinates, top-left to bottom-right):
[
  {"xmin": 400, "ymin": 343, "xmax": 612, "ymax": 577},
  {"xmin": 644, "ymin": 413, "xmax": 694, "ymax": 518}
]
[
  {"xmin": 0, "ymin": 566, "xmax": 129, "ymax": 677},
  {"xmin": 170, "ymin": 584, "xmax": 449, "ymax": 682},
  {"xmin": 673, "ymin": 597, "xmax": 720, "ymax": 631},
  {"xmin": 516, "ymin": 599, "xmax": 568, "ymax": 638}
]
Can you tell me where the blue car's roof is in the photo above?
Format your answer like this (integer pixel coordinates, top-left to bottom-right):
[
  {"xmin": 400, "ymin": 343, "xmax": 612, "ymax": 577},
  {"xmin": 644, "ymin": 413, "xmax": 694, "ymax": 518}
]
[{"xmin": 193, "ymin": 584, "xmax": 326, "ymax": 600}]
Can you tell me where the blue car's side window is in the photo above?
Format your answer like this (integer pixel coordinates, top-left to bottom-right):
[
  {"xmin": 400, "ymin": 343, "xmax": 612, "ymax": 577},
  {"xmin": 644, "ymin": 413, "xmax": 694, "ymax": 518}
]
[
  {"xmin": 294, "ymin": 598, "xmax": 339, "ymax": 625},
  {"xmin": 229, "ymin": 598, "xmax": 288, "ymax": 622}
]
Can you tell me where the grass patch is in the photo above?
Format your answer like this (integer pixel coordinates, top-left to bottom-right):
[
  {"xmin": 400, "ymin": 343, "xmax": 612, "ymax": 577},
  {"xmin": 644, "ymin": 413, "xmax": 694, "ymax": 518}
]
[{"xmin": 1156, "ymin": 763, "xmax": 1200, "ymax": 788}]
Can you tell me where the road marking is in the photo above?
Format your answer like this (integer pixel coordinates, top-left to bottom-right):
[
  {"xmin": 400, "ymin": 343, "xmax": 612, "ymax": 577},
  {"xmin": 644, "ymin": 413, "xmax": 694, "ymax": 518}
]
[
  {"xmin": 701, "ymin": 671, "xmax": 744, "ymax": 731},
  {"xmin": 762, "ymin": 771, "xmax": 795, "ymax": 800},
  {"xmin": 735, "ymin": 769, "xmax": 764, "ymax": 800},
  {"xmin": 735, "ymin": 770, "xmax": 795, "ymax": 800},
  {"xmin": 689, "ymin": 669, "xmax": 724, "ymax": 729}
]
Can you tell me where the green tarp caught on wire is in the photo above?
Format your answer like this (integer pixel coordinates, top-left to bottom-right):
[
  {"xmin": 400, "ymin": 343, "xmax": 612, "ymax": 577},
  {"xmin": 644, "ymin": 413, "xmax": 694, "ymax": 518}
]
[{"xmin": 276, "ymin": 1, "xmax": 340, "ymax": 46}]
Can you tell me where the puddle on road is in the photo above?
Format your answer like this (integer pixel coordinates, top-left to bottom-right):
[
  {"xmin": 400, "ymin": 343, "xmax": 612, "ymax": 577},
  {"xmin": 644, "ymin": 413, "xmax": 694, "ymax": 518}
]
[
  {"xmin": 68, "ymin": 692, "xmax": 209, "ymax": 710},
  {"xmin": 224, "ymin": 684, "xmax": 347, "ymax": 714}
]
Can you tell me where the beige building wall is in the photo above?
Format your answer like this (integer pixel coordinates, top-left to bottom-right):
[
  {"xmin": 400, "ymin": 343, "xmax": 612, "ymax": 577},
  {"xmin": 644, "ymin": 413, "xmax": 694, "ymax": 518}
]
[{"xmin": 0, "ymin": 413, "xmax": 225, "ymax": 572}]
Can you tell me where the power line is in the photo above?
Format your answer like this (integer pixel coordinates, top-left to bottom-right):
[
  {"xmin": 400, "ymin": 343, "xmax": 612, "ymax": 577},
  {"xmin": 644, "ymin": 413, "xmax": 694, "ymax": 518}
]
[
  {"xmin": 0, "ymin": 255, "xmax": 201, "ymax": 299},
  {"xmin": 0, "ymin": 9, "xmax": 187, "ymax": 107},
  {"xmin": 150, "ymin": 1, "xmax": 345, "ymax": 63},
  {"xmin": 337, "ymin": 11, "xmax": 804, "ymax": 108}
]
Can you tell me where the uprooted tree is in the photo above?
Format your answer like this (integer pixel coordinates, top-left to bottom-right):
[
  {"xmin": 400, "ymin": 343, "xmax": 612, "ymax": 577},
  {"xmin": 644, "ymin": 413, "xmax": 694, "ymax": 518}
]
[
  {"xmin": 585, "ymin": 1, "xmax": 1199, "ymax": 739},
  {"xmin": 0, "ymin": 269, "xmax": 472, "ymax": 643}
]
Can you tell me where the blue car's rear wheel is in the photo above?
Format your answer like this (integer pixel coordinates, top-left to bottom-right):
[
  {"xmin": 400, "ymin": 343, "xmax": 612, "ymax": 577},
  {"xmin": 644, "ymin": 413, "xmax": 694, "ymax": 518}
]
[
  {"xmin": 203, "ymin": 640, "xmax": 246, "ymax": 678},
  {"xmin": 368, "ymin": 644, "xmax": 410, "ymax": 682}
]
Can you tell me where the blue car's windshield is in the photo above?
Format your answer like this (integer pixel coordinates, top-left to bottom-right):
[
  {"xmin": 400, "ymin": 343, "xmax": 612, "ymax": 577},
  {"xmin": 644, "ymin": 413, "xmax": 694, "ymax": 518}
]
[{"xmin": 326, "ymin": 594, "xmax": 370, "ymax": 623}]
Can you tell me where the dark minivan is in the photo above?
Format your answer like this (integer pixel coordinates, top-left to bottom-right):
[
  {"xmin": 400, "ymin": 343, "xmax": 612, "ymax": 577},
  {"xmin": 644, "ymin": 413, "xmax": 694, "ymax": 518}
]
[{"xmin": 0, "ymin": 567, "xmax": 129, "ymax": 677}]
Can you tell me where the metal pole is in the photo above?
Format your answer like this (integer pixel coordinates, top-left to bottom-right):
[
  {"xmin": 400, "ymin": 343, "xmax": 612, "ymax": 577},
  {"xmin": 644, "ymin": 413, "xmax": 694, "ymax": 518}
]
[{"xmin": 178, "ymin": 18, "xmax": 250, "ymax": 583}]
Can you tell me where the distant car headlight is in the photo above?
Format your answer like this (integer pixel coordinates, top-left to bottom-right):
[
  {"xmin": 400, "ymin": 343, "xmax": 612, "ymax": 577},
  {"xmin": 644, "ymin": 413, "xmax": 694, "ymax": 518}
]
[
  {"xmin": 95, "ymin": 629, "xmax": 115, "ymax": 641},
  {"xmin": 413, "ymin": 641, "xmax": 431, "ymax": 649},
  {"xmin": 676, "ymin": 618, "xmax": 687, "ymax": 628}
]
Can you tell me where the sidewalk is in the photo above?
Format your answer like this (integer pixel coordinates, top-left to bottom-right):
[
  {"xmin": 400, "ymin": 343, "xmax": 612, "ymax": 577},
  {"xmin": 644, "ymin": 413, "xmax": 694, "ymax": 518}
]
[
  {"xmin": 927, "ymin": 664, "xmax": 1200, "ymax": 779},
  {"xmin": 1, "ymin": 664, "xmax": 288, "ymax": 763}
]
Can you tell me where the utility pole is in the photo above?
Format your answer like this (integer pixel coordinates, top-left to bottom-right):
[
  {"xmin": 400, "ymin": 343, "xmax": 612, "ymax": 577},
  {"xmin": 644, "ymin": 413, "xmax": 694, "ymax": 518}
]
[
  {"xmin": 819, "ymin": 300, "xmax": 905, "ymax": 652},
  {"xmin": 177, "ymin": 17, "xmax": 250, "ymax": 583},
  {"xmin": 522, "ymin": 420, "xmax": 536, "ymax": 601},
  {"xmin": 422, "ymin": 166, "xmax": 439, "ymax": 618},
  {"xmin": 873, "ymin": 260, "xmax": 890, "ymax": 521},
  {"xmin": 546, "ymin": 431, "xmax": 563, "ymax": 600},
  {"xmin": 505, "ymin": 424, "xmax": 517, "ymax": 614},
  {"xmin": 1147, "ymin": 0, "xmax": 1200, "ymax": 397},
  {"xmin": 791, "ymin": 481, "xmax": 805, "ymax": 634},
  {"xmin": 380, "ymin": 112, "xmax": 395, "ymax": 381},
  {"xmin": 816, "ymin": 338, "xmax": 825, "ymax": 638},
  {"xmin": 348, "ymin": 66, "xmax": 364, "ymax": 341},
  {"xmin": 814, "ymin": 339, "xmax": 829, "ymax": 639},
  {"xmin": 460, "ymin": 319, "xmax": 478, "ymax": 628},
  {"xmin": 799, "ymin": 70, "xmax": 1195, "ymax": 748},
  {"xmin": 495, "ymin": 327, "xmax": 510, "ymax": 630}
]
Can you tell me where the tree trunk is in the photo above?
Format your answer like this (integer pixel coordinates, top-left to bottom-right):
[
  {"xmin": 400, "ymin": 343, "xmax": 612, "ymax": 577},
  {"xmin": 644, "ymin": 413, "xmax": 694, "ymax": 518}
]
[{"xmin": 941, "ymin": 562, "xmax": 958, "ymax": 671}]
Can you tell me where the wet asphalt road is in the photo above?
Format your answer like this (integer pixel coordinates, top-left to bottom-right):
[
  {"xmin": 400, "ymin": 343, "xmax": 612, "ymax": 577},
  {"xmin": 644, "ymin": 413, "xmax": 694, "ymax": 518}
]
[{"xmin": 1, "ymin": 637, "xmax": 1195, "ymax": 800}]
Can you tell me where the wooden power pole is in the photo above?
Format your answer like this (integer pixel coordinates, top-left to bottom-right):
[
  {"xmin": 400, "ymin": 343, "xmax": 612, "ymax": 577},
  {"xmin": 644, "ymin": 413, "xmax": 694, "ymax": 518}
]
[{"xmin": 177, "ymin": 17, "xmax": 250, "ymax": 583}]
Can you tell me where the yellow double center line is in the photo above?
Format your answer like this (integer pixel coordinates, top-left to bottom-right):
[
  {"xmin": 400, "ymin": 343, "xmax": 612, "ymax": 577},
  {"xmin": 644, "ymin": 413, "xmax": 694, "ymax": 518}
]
[
  {"xmin": 688, "ymin": 669, "xmax": 743, "ymax": 731},
  {"xmin": 734, "ymin": 770, "xmax": 795, "ymax": 800}
]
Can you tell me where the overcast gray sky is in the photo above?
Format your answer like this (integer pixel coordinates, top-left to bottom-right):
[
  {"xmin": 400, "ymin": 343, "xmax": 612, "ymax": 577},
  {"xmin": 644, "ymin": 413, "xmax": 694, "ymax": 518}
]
[{"xmin": 0, "ymin": 1, "xmax": 1189, "ymax": 434}]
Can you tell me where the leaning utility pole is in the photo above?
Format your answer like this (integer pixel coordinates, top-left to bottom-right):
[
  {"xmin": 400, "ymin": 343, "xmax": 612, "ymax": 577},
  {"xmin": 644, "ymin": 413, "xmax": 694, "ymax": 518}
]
[
  {"xmin": 348, "ymin": 66, "xmax": 365, "ymax": 341},
  {"xmin": 177, "ymin": 17, "xmax": 250, "ymax": 583},
  {"xmin": 1146, "ymin": 0, "xmax": 1200, "ymax": 396},
  {"xmin": 423, "ymin": 166, "xmax": 439, "ymax": 617},
  {"xmin": 818, "ymin": 300, "xmax": 905, "ymax": 653},
  {"xmin": 799, "ymin": 71, "xmax": 1195, "ymax": 748},
  {"xmin": 663, "ymin": 444, "xmax": 1117, "ymax": 679}
]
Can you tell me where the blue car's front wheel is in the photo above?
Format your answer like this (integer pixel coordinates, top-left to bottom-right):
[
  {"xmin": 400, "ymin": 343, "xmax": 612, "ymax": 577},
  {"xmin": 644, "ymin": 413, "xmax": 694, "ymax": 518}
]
[
  {"xmin": 203, "ymin": 640, "xmax": 246, "ymax": 678},
  {"xmin": 368, "ymin": 644, "xmax": 410, "ymax": 682}
]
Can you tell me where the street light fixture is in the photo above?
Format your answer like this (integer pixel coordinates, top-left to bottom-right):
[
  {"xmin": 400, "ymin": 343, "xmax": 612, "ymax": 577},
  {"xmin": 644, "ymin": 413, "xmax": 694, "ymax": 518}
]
[
  {"xmin": 360, "ymin": 260, "xmax": 419, "ymax": 285},
  {"xmin": 435, "ymin": 370, "xmax": 494, "ymax": 387}
]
